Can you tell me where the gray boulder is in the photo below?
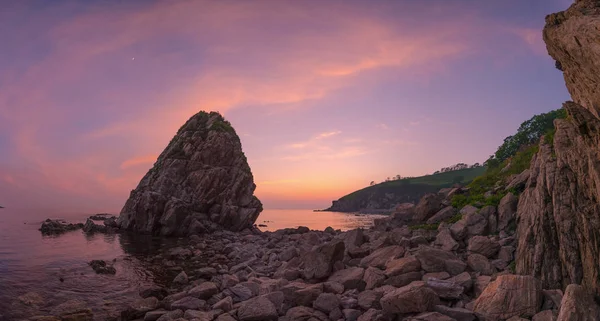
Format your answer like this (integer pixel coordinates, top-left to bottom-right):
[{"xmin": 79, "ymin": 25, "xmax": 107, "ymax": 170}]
[
  {"xmin": 380, "ymin": 281, "xmax": 439, "ymax": 314},
  {"xmin": 498, "ymin": 193, "xmax": 518, "ymax": 231},
  {"xmin": 238, "ymin": 296, "xmax": 278, "ymax": 321},
  {"xmin": 302, "ymin": 240, "xmax": 345, "ymax": 280}
]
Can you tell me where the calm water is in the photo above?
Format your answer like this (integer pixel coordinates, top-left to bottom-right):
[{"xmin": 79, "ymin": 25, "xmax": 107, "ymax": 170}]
[
  {"xmin": 256, "ymin": 209, "xmax": 386, "ymax": 232},
  {"xmin": 0, "ymin": 208, "xmax": 384, "ymax": 320}
]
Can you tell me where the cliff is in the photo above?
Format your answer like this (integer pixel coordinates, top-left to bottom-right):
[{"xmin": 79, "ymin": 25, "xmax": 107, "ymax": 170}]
[
  {"xmin": 516, "ymin": 0, "xmax": 600, "ymax": 296},
  {"xmin": 118, "ymin": 111, "xmax": 262, "ymax": 236}
]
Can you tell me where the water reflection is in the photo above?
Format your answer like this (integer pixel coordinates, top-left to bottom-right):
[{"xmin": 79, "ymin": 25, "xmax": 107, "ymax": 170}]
[{"xmin": 0, "ymin": 208, "xmax": 383, "ymax": 319}]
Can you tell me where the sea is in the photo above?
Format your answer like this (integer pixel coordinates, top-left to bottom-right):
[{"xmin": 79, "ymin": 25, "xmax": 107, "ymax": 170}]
[{"xmin": 0, "ymin": 208, "xmax": 385, "ymax": 319}]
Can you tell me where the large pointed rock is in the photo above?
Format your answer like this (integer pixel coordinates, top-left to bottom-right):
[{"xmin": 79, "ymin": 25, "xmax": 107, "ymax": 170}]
[{"xmin": 118, "ymin": 112, "xmax": 262, "ymax": 235}]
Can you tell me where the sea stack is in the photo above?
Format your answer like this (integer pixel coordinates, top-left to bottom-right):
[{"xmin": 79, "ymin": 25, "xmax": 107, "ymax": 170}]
[{"xmin": 118, "ymin": 111, "xmax": 262, "ymax": 236}]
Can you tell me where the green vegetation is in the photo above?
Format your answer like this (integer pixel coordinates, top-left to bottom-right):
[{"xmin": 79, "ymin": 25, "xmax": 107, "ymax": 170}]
[
  {"xmin": 211, "ymin": 119, "xmax": 236, "ymax": 133},
  {"xmin": 445, "ymin": 213, "xmax": 462, "ymax": 224},
  {"xmin": 341, "ymin": 167, "xmax": 485, "ymax": 202},
  {"xmin": 508, "ymin": 261, "xmax": 516, "ymax": 273},
  {"xmin": 328, "ymin": 166, "xmax": 486, "ymax": 212},
  {"xmin": 490, "ymin": 108, "xmax": 566, "ymax": 164}
]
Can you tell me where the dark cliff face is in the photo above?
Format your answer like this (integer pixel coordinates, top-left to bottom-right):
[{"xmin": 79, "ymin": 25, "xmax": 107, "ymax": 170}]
[
  {"xmin": 117, "ymin": 111, "xmax": 263, "ymax": 236},
  {"xmin": 516, "ymin": 0, "xmax": 600, "ymax": 295}
]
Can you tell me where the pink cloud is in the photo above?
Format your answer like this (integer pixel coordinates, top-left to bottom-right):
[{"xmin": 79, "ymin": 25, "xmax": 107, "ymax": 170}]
[{"xmin": 0, "ymin": 1, "xmax": 542, "ymax": 210}]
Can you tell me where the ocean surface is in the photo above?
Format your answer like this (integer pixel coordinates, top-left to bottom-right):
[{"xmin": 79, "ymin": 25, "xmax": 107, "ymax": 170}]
[{"xmin": 0, "ymin": 208, "xmax": 385, "ymax": 320}]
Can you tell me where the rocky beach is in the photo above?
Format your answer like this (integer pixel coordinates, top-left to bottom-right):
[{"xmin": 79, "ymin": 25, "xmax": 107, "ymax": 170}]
[{"xmin": 5, "ymin": 1, "xmax": 600, "ymax": 321}]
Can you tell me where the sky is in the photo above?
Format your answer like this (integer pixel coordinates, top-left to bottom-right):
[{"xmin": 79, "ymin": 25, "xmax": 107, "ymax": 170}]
[{"xmin": 0, "ymin": 0, "xmax": 573, "ymax": 212}]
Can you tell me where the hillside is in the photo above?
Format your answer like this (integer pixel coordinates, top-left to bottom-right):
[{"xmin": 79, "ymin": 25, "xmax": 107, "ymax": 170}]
[{"xmin": 324, "ymin": 166, "xmax": 486, "ymax": 213}]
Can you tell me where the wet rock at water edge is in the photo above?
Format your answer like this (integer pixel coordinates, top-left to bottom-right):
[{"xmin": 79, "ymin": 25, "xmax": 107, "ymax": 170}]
[
  {"xmin": 39, "ymin": 219, "xmax": 83, "ymax": 235},
  {"xmin": 89, "ymin": 260, "xmax": 116, "ymax": 274}
]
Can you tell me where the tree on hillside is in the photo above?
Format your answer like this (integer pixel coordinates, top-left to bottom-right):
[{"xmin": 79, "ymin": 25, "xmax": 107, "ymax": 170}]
[
  {"xmin": 370, "ymin": 181, "xmax": 376, "ymax": 186},
  {"xmin": 489, "ymin": 108, "xmax": 566, "ymax": 166}
]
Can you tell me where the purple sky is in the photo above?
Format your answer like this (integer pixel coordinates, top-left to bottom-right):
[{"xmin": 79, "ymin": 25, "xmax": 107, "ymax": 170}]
[{"xmin": 0, "ymin": 0, "xmax": 573, "ymax": 211}]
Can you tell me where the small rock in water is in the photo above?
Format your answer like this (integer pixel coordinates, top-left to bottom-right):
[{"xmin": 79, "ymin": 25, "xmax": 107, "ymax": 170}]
[{"xmin": 88, "ymin": 260, "xmax": 116, "ymax": 275}]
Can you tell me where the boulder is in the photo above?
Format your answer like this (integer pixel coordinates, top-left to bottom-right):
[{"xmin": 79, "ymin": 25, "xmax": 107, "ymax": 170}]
[
  {"xmin": 434, "ymin": 306, "xmax": 475, "ymax": 321},
  {"xmin": 121, "ymin": 297, "xmax": 159, "ymax": 320},
  {"xmin": 284, "ymin": 306, "xmax": 329, "ymax": 321},
  {"xmin": 238, "ymin": 296, "xmax": 278, "ymax": 321},
  {"xmin": 532, "ymin": 310, "xmax": 555, "ymax": 321},
  {"xmin": 360, "ymin": 246, "xmax": 405, "ymax": 269},
  {"xmin": 505, "ymin": 170, "xmax": 530, "ymax": 192},
  {"xmin": 467, "ymin": 254, "xmax": 495, "ymax": 276},
  {"xmin": 556, "ymin": 284, "xmax": 600, "ymax": 321},
  {"xmin": 427, "ymin": 206, "xmax": 458, "ymax": 225},
  {"xmin": 447, "ymin": 272, "xmax": 473, "ymax": 292},
  {"xmin": 343, "ymin": 309, "xmax": 363, "ymax": 321},
  {"xmin": 384, "ymin": 256, "xmax": 421, "ymax": 277},
  {"xmin": 413, "ymin": 194, "xmax": 444, "ymax": 222},
  {"xmin": 39, "ymin": 219, "xmax": 83, "ymax": 235},
  {"xmin": 357, "ymin": 308, "xmax": 391, "ymax": 321},
  {"xmin": 363, "ymin": 267, "xmax": 386, "ymax": 290},
  {"xmin": 467, "ymin": 236, "xmax": 500, "ymax": 258},
  {"xmin": 212, "ymin": 297, "xmax": 233, "ymax": 312},
  {"xmin": 302, "ymin": 240, "xmax": 345, "ymax": 280},
  {"xmin": 343, "ymin": 229, "xmax": 365, "ymax": 252},
  {"xmin": 88, "ymin": 260, "xmax": 116, "ymax": 275},
  {"xmin": 313, "ymin": 293, "xmax": 340, "ymax": 313},
  {"xmin": 415, "ymin": 245, "xmax": 466, "ymax": 276},
  {"xmin": 173, "ymin": 271, "xmax": 188, "ymax": 285},
  {"xmin": 117, "ymin": 112, "xmax": 263, "ymax": 235},
  {"xmin": 434, "ymin": 228, "xmax": 459, "ymax": 252},
  {"xmin": 405, "ymin": 312, "xmax": 456, "ymax": 321},
  {"xmin": 188, "ymin": 282, "xmax": 219, "ymax": 300},
  {"xmin": 384, "ymin": 271, "xmax": 423, "ymax": 288},
  {"xmin": 497, "ymin": 193, "xmax": 518, "ymax": 231},
  {"xmin": 357, "ymin": 290, "xmax": 382, "ymax": 310},
  {"xmin": 380, "ymin": 281, "xmax": 439, "ymax": 314},
  {"xmin": 170, "ymin": 296, "xmax": 205, "ymax": 311},
  {"xmin": 473, "ymin": 275, "xmax": 542, "ymax": 321},
  {"xmin": 328, "ymin": 267, "xmax": 365, "ymax": 290},
  {"xmin": 281, "ymin": 282, "xmax": 323, "ymax": 307},
  {"xmin": 425, "ymin": 278, "xmax": 464, "ymax": 300}
]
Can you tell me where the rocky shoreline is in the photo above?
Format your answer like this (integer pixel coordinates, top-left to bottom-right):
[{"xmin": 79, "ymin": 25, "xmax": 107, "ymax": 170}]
[{"xmin": 31, "ymin": 183, "xmax": 600, "ymax": 321}]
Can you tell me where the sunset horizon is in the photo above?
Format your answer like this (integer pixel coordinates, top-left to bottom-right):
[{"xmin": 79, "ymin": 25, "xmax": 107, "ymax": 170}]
[{"xmin": 1, "ymin": 0, "xmax": 573, "ymax": 212}]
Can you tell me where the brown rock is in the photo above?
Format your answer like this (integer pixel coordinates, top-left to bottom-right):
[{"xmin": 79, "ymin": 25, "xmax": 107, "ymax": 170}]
[
  {"xmin": 467, "ymin": 236, "xmax": 500, "ymax": 258},
  {"xmin": 363, "ymin": 267, "xmax": 386, "ymax": 290},
  {"xmin": 413, "ymin": 194, "xmax": 444, "ymax": 222},
  {"xmin": 467, "ymin": 254, "xmax": 495, "ymax": 276},
  {"xmin": 556, "ymin": 284, "xmax": 600, "ymax": 321},
  {"xmin": 360, "ymin": 246, "xmax": 405, "ymax": 269},
  {"xmin": 385, "ymin": 271, "xmax": 423, "ymax": 288},
  {"xmin": 473, "ymin": 275, "xmax": 542, "ymax": 321},
  {"xmin": 427, "ymin": 206, "xmax": 458, "ymax": 225},
  {"xmin": 434, "ymin": 228, "xmax": 459, "ymax": 252},
  {"xmin": 302, "ymin": 240, "xmax": 345, "ymax": 280},
  {"xmin": 415, "ymin": 245, "xmax": 466, "ymax": 276},
  {"xmin": 498, "ymin": 193, "xmax": 518, "ymax": 231},
  {"xmin": 405, "ymin": 312, "xmax": 457, "ymax": 321},
  {"xmin": 328, "ymin": 267, "xmax": 366, "ymax": 291},
  {"xmin": 425, "ymin": 278, "xmax": 464, "ymax": 299},
  {"xmin": 384, "ymin": 256, "xmax": 421, "ymax": 277},
  {"xmin": 380, "ymin": 281, "xmax": 439, "ymax": 314}
]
